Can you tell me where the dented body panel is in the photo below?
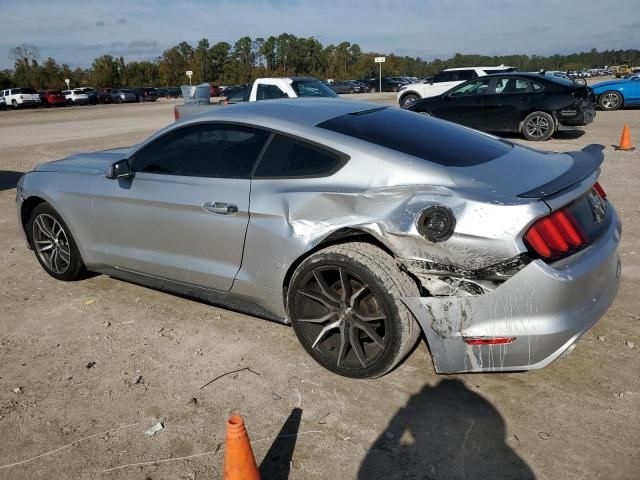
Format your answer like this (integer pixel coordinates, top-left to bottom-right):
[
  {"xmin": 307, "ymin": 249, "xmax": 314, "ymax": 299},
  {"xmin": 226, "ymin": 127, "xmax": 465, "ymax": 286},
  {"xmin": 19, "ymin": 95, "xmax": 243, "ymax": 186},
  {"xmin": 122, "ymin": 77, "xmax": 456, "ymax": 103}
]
[{"xmin": 403, "ymin": 207, "xmax": 621, "ymax": 373}]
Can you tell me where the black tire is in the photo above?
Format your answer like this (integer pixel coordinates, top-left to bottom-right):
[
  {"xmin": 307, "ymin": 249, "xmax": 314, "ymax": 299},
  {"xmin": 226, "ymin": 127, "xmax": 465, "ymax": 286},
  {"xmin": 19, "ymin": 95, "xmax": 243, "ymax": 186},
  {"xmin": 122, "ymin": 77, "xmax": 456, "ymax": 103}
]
[
  {"xmin": 287, "ymin": 242, "xmax": 420, "ymax": 379},
  {"xmin": 26, "ymin": 203, "xmax": 88, "ymax": 281},
  {"xmin": 521, "ymin": 111, "xmax": 555, "ymax": 141},
  {"xmin": 12, "ymin": 99, "xmax": 18, "ymax": 109},
  {"xmin": 349, "ymin": 88, "xmax": 355, "ymax": 94},
  {"xmin": 400, "ymin": 93, "xmax": 420, "ymax": 108},
  {"xmin": 598, "ymin": 90, "xmax": 623, "ymax": 111}
]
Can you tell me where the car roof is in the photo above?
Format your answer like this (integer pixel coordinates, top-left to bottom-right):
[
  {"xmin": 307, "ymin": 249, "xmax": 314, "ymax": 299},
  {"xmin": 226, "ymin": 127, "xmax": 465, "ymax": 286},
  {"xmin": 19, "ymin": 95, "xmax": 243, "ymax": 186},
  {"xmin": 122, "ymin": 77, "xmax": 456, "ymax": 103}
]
[
  {"xmin": 444, "ymin": 66, "xmax": 514, "ymax": 71},
  {"xmin": 185, "ymin": 98, "xmax": 379, "ymax": 129}
]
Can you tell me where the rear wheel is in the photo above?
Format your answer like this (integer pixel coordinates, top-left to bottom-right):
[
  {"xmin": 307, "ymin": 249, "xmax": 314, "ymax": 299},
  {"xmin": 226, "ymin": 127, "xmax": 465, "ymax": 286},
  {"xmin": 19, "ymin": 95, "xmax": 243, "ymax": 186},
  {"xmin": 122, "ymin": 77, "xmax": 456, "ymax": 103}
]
[
  {"xmin": 12, "ymin": 99, "xmax": 18, "ymax": 109},
  {"xmin": 26, "ymin": 203, "xmax": 88, "ymax": 281},
  {"xmin": 522, "ymin": 111, "xmax": 555, "ymax": 141},
  {"xmin": 287, "ymin": 242, "xmax": 420, "ymax": 378},
  {"xmin": 598, "ymin": 91, "xmax": 623, "ymax": 111}
]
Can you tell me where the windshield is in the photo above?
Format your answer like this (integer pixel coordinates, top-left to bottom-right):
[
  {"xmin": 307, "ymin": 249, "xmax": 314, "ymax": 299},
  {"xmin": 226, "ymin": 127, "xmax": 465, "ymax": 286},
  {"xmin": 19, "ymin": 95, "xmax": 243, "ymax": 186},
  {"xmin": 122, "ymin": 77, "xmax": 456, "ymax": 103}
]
[
  {"xmin": 318, "ymin": 107, "xmax": 512, "ymax": 167},
  {"xmin": 291, "ymin": 80, "xmax": 337, "ymax": 98}
]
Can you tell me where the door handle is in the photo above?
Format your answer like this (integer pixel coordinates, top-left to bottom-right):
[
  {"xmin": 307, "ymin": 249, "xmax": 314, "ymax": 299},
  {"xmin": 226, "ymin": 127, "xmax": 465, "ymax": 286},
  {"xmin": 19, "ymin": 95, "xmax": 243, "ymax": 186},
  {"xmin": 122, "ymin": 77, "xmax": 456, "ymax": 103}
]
[{"xmin": 202, "ymin": 202, "xmax": 239, "ymax": 215}]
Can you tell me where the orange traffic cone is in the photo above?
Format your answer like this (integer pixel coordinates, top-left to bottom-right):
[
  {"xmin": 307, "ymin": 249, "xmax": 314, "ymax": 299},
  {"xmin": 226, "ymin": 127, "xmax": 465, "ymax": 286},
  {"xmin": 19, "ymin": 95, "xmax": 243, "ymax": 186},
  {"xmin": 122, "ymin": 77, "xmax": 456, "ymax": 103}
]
[
  {"xmin": 223, "ymin": 415, "xmax": 260, "ymax": 480},
  {"xmin": 615, "ymin": 124, "xmax": 635, "ymax": 151}
]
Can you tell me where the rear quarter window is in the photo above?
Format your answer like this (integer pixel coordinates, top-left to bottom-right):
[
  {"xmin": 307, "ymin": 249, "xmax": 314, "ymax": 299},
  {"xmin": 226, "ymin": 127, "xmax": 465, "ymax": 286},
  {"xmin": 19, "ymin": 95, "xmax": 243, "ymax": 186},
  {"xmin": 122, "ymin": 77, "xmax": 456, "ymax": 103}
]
[
  {"xmin": 318, "ymin": 108, "xmax": 512, "ymax": 167},
  {"xmin": 254, "ymin": 135, "xmax": 346, "ymax": 178}
]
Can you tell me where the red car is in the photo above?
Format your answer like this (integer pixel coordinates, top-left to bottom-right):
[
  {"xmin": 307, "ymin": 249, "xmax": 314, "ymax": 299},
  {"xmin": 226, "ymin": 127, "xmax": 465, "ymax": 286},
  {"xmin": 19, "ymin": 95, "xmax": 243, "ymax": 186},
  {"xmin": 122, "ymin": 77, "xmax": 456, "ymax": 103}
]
[
  {"xmin": 210, "ymin": 85, "xmax": 223, "ymax": 97},
  {"xmin": 38, "ymin": 90, "xmax": 67, "ymax": 107}
]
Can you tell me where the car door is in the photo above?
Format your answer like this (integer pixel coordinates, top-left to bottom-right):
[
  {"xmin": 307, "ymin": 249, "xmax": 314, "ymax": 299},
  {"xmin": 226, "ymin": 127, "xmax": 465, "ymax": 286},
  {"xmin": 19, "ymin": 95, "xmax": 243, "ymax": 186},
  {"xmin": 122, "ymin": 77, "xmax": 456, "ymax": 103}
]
[
  {"xmin": 482, "ymin": 77, "xmax": 533, "ymax": 131},
  {"xmin": 429, "ymin": 77, "xmax": 492, "ymax": 128},
  {"xmin": 92, "ymin": 123, "xmax": 271, "ymax": 291}
]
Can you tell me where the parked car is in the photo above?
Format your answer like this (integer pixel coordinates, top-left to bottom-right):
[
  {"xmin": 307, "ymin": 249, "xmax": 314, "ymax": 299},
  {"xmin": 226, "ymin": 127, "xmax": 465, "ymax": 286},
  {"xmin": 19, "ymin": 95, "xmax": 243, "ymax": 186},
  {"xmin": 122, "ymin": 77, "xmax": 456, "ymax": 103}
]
[
  {"xmin": 96, "ymin": 89, "xmax": 112, "ymax": 104},
  {"xmin": 62, "ymin": 89, "xmax": 90, "ymax": 106},
  {"xmin": 166, "ymin": 87, "xmax": 182, "ymax": 98},
  {"xmin": 397, "ymin": 66, "xmax": 516, "ymax": 107},
  {"xmin": 77, "ymin": 87, "xmax": 98, "ymax": 105},
  {"xmin": 330, "ymin": 81, "xmax": 364, "ymax": 94},
  {"xmin": 0, "ymin": 96, "xmax": 6, "ymax": 110},
  {"xmin": 16, "ymin": 99, "xmax": 620, "ymax": 378},
  {"xmin": 366, "ymin": 77, "xmax": 408, "ymax": 93},
  {"xmin": 156, "ymin": 88, "xmax": 169, "ymax": 98},
  {"xmin": 592, "ymin": 76, "xmax": 640, "ymax": 110},
  {"xmin": 110, "ymin": 89, "xmax": 137, "ymax": 103},
  {"xmin": 133, "ymin": 87, "xmax": 158, "ymax": 102},
  {"xmin": 38, "ymin": 90, "xmax": 67, "ymax": 107},
  {"xmin": 210, "ymin": 85, "xmax": 223, "ymax": 97},
  {"xmin": 1, "ymin": 87, "xmax": 41, "ymax": 109},
  {"xmin": 408, "ymin": 72, "xmax": 596, "ymax": 141}
]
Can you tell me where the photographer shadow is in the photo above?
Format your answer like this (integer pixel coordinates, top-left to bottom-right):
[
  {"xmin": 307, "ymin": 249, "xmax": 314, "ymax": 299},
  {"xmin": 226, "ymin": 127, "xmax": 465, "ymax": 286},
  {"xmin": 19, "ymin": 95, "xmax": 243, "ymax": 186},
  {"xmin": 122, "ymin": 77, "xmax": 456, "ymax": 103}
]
[{"xmin": 358, "ymin": 379, "xmax": 534, "ymax": 480}]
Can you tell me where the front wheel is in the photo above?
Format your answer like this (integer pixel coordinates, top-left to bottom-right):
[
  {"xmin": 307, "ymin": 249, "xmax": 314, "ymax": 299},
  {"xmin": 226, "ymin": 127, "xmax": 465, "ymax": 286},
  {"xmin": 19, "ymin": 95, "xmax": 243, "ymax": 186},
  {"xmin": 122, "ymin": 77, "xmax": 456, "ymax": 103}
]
[
  {"xmin": 26, "ymin": 203, "xmax": 88, "ymax": 281},
  {"xmin": 400, "ymin": 93, "xmax": 420, "ymax": 108},
  {"xmin": 521, "ymin": 111, "xmax": 555, "ymax": 141},
  {"xmin": 598, "ymin": 91, "xmax": 623, "ymax": 111},
  {"xmin": 287, "ymin": 242, "xmax": 420, "ymax": 379}
]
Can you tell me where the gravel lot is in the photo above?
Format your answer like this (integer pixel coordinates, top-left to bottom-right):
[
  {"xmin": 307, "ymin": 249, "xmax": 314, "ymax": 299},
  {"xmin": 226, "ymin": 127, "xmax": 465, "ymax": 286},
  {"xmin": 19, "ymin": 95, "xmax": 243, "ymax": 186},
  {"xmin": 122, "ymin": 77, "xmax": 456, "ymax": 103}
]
[{"xmin": 0, "ymin": 95, "xmax": 639, "ymax": 480}]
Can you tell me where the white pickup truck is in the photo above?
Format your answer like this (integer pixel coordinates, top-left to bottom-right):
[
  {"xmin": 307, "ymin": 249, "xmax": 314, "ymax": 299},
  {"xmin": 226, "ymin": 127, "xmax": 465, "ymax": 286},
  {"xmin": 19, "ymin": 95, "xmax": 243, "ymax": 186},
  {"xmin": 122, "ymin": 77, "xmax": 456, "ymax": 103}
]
[
  {"xmin": 174, "ymin": 77, "xmax": 337, "ymax": 120},
  {"xmin": 0, "ymin": 87, "xmax": 41, "ymax": 109}
]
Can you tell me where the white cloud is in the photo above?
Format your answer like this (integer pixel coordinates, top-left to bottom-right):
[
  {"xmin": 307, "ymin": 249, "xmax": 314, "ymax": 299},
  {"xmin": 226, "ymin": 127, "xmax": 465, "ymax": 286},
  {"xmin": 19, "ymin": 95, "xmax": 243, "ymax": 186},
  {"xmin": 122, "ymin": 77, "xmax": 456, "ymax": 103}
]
[{"xmin": 0, "ymin": 0, "xmax": 638, "ymax": 68}]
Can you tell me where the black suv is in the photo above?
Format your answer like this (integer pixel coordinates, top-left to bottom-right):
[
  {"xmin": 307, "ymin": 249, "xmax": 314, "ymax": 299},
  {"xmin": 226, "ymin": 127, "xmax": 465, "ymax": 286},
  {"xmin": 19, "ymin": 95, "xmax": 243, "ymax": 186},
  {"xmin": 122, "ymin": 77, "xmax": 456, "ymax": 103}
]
[{"xmin": 366, "ymin": 77, "xmax": 408, "ymax": 93}]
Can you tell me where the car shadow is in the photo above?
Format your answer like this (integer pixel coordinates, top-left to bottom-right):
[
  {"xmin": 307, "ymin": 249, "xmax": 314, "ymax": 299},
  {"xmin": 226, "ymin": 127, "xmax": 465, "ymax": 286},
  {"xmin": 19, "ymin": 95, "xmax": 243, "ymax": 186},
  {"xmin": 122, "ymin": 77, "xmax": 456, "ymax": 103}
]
[
  {"xmin": 494, "ymin": 130, "xmax": 585, "ymax": 142},
  {"xmin": 259, "ymin": 407, "xmax": 302, "ymax": 479},
  {"xmin": 0, "ymin": 171, "xmax": 23, "ymax": 191},
  {"xmin": 357, "ymin": 379, "xmax": 534, "ymax": 480}
]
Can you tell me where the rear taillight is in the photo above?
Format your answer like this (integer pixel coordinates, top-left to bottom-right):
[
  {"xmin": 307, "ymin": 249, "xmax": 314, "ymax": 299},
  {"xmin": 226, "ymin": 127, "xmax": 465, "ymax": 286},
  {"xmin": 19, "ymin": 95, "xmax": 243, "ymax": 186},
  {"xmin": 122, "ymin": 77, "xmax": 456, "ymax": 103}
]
[
  {"xmin": 593, "ymin": 181, "xmax": 607, "ymax": 199},
  {"xmin": 174, "ymin": 106, "xmax": 179, "ymax": 121},
  {"xmin": 525, "ymin": 207, "xmax": 587, "ymax": 259}
]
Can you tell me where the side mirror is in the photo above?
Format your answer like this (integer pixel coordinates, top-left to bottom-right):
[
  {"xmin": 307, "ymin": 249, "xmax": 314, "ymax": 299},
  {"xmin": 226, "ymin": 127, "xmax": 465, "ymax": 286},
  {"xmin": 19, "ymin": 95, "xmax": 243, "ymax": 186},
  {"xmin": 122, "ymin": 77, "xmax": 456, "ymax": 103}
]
[
  {"xmin": 429, "ymin": 78, "xmax": 434, "ymax": 85},
  {"xmin": 107, "ymin": 159, "xmax": 131, "ymax": 179}
]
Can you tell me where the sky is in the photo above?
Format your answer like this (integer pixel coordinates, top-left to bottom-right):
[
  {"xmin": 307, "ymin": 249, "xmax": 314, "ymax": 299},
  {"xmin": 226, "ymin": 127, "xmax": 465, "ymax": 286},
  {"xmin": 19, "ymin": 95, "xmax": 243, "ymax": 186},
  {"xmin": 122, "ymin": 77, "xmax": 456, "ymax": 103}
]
[{"xmin": 0, "ymin": 0, "xmax": 638, "ymax": 69}]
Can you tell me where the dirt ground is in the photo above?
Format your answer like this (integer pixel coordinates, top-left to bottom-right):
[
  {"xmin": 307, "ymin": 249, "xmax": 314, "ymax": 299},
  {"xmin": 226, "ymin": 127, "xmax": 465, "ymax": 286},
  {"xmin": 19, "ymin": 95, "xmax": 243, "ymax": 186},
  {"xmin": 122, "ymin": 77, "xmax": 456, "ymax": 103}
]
[{"xmin": 0, "ymin": 96, "xmax": 639, "ymax": 480}]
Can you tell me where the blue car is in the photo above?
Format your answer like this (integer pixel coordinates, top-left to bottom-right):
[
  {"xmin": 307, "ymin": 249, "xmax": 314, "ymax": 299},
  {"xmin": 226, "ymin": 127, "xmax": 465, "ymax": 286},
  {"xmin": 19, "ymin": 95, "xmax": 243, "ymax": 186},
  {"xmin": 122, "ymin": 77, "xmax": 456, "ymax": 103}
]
[{"xmin": 592, "ymin": 76, "xmax": 640, "ymax": 110}]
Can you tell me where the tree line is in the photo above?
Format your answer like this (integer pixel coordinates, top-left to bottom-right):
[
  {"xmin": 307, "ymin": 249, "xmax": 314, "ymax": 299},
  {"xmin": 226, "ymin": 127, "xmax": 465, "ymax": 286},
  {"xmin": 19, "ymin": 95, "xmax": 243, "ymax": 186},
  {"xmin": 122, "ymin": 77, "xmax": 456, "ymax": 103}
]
[{"xmin": 1, "ymin": 36, "xmax": 639, "ymax": 90}]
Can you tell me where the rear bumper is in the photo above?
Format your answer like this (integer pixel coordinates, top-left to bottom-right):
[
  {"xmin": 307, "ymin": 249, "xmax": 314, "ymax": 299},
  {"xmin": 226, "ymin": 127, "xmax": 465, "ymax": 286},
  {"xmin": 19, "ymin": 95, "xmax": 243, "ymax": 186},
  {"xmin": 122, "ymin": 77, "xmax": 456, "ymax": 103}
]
[
  {"xmin": 557, "ymin": 103, "xmax": 596, "ymax": 127},
  {"xmin": 402, "ymin": 208, "xmax": 621, "ymax": 373}
]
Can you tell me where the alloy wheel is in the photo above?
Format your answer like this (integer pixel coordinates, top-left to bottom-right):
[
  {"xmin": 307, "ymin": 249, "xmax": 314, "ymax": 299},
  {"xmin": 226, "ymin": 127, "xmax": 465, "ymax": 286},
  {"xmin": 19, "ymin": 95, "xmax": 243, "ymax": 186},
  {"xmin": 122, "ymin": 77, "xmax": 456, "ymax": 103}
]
[
  {"xmin": 602, "ymin": 93, "xmax": 620, "ymax": 109},
  {"xmin": 294, "ymin": 266, "xmax": 389, "ymax": 370},
  {"xmin": 525, "ymin": 115, "xmax": 550, "ymax": 139},
  {"xmin": 32, "ymin": 214, "xmax": 71, "ymax": 274}
]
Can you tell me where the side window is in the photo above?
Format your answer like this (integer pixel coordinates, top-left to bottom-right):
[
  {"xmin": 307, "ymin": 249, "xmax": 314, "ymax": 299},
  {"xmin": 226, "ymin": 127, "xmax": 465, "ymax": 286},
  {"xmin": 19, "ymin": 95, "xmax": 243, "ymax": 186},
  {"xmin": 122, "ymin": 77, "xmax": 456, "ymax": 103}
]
[
  {"xmin": 531, "ymin": 81, "xmax": 544, "ymax": 92},
  {"xmin": 433, "ymin": 71, "xmax": 455, "ymax": 83},
  {"xmin": 455, "ymin": 70, "xmax": 477, "ymax": 81},
  {"xmin": 257, "ymin": 84, "xmax": 288, "ymax": 100},
  {"xmin": 228, "ymin": 87, "xmax": 249, "ymax": 103},
  {"xmin": 131, "ymin": 124, "xmax": 270, "ymax": 178},
  {"xmin": 254, "ymin": 135, "xmax": 345, "ymax": 178},
  {"xmin": 450, "ymin": 78, "xmax": 492, "ymax": 96},
  {"xmin": 494, "ymin": 78, "xmax": 530, "ymax": 94}
]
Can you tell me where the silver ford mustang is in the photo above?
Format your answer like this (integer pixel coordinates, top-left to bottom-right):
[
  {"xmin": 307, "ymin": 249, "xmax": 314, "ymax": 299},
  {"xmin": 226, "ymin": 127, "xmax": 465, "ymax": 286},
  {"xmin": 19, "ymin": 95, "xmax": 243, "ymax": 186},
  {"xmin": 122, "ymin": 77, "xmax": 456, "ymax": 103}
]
[{"xmin": 16, "ymin": 98, "xmax": 621, "ymax": 378}]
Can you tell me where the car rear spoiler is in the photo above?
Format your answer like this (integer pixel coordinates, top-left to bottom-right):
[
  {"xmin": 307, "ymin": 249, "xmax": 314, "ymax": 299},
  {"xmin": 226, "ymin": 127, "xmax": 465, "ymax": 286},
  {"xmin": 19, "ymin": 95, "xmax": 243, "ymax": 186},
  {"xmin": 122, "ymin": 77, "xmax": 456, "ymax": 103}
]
[{"xmin": 518, "ymin": 144, "xmax": 604, "ymax": 199}]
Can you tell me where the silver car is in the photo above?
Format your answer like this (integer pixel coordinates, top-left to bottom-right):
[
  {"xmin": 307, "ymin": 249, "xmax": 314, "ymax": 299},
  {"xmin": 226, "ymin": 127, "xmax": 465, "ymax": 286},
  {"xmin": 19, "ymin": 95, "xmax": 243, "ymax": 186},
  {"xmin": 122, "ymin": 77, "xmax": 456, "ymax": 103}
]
[{"xmin": 16, "ymin": 99, "xmax": 621, "ymax": 378}]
